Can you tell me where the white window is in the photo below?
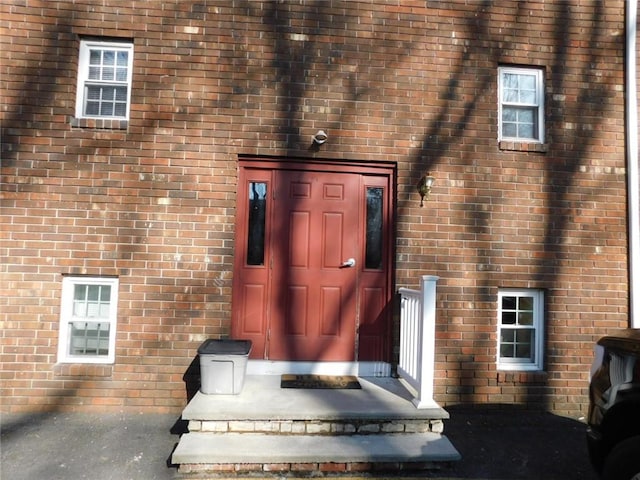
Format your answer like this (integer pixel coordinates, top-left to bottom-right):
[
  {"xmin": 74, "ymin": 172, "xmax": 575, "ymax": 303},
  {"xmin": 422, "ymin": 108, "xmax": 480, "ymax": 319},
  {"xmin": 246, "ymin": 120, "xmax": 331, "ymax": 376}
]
[
  {"xmin": 498, "ymin": 67, "xmax": 545, "ymax": 143},
  {"xmin": 75, "ymin": 39, "xmax": 133, "ymax": 120},
  {"xmin": 57, "ymin": 277, "xmax": 119, "ymax": 364},
  {"xmin": 497, "ymin": 289, "xmax": 544, "ymax": 371}
]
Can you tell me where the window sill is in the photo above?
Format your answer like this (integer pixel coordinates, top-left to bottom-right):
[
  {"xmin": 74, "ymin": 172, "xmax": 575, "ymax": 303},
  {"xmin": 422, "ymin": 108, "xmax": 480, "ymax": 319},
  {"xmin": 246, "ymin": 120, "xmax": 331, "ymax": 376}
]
[
  {"xmin": 70, "ymin": 117, "xmax": 128, "ymax": 130},
  {"xmin": 54, "ymin": 363, "xmax": 113, "ymax": 377},
  {"xmin": 498, "ymin": 141, "xmax": 548, "ymax": 153},
  {"xmin": 497, "ymin": 371, "xmax": 548, "ymax": 384}
]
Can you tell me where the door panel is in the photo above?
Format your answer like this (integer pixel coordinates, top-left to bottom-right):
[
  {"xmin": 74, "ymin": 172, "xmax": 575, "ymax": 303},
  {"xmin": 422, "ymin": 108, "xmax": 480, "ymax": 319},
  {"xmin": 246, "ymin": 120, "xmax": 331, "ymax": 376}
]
[
  {"xmin": 289, "ymin": 211, "xmax": 310, "ymax": 267},
  {"xmin": 285, "ymin": 286, "xmax": 307, "ymax": 335},
  {"xmin": 241, "ymin": 284, "xmax": 266, "ymax": 334},
  {"xmin": 232, "ymin": 159, "xmax": 394, "ymax": 363},
  {"xmin": 320, "ymin": 287, "xmax": 342, "ymax": 336}
]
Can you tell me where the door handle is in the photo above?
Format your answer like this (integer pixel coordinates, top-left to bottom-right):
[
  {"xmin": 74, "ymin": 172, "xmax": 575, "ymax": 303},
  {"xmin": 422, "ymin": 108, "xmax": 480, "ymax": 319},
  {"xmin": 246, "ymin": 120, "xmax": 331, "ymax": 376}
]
[{"xmin": 341, "ymin": 258, "xmax": 356, "ymax": 268}]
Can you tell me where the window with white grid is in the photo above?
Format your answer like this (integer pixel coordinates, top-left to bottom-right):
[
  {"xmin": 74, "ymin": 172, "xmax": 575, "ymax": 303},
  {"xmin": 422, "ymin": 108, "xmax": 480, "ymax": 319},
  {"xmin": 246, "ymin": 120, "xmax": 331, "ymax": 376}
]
[
  {"xmin": 498, "ymin": 66, "xmax": 545, "ymax": 143},
  {"xmin": 57, "ymin": 277, "xmax": 119, "ymax": 364},
  {"xmin": 75, "ymin": 39, "xmax": 133, "ymax": 120},
  {"xmin": 497, "ymin": 289, "xmax": 544, "ymax": 371}
]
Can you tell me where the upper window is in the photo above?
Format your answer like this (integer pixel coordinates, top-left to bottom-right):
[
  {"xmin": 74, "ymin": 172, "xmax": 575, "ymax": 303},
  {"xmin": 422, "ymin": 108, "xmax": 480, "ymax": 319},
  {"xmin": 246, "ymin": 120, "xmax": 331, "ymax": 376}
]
[
  {"xmin": 75, "ymin": 40, "xmax": 133, "ymax": 120},
  {"xmin": 57, "ymin": 276, "xmax": 119, "ymax": 364},
  {"xmin": 498, "ymin": 67, "xmax": 545, "ymax": 143},
  {"xmin": 497, "ymin": 288, "xmax": 544, "ymax": 371}
]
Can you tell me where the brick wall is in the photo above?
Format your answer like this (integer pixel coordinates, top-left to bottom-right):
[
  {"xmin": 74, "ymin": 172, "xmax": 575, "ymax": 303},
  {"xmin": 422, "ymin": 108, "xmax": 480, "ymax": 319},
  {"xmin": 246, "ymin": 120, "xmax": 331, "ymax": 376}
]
[{"xmin": 0, "ymin": 0, "xmax": 630, "ymax": 415}]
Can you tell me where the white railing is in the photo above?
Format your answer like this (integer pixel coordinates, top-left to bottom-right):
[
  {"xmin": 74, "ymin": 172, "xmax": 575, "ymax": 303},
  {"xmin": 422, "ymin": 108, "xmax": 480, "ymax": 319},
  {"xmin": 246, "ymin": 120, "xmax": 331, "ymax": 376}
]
[{"xmin": 398, "ymin": 275, "xmax": 439, "ymax": 409}]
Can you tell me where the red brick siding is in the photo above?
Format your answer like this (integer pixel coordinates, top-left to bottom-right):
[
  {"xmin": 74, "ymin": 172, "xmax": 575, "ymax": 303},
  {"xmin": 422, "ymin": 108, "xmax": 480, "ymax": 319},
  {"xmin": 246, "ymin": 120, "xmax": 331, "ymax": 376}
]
[{"xmin": 0, "ymin": 0, "xmax": 630, "ymax": 415}]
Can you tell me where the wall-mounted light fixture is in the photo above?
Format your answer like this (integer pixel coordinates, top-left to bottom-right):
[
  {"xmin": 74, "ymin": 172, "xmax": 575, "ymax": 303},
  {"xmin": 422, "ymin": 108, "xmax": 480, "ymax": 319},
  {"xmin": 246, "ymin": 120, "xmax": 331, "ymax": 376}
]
[
  {"xmin": 312, "ymin": 130, "xmax": 328, "ymax": 145},
  {"xmin": 416, "ymin": 172, "xmax": 435, "ymax": 207}
]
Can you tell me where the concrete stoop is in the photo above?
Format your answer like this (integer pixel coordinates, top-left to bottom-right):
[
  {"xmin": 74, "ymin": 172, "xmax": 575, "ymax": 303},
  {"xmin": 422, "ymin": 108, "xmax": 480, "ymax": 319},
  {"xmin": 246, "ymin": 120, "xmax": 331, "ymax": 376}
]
[{"xmin": 171, "ymin": 375, "xmax": 461, "ymax": 475}]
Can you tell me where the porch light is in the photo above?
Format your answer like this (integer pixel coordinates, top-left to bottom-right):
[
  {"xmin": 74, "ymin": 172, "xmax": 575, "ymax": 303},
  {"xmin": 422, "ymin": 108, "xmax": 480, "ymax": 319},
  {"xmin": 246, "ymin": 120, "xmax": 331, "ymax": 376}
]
[
  {"xmin": 416, "ymin": 172, "xmax": 435, "ymax": 207},
  {"xmin": 312, "ymin": 130, "xmax": 328, "ymax": 145}
]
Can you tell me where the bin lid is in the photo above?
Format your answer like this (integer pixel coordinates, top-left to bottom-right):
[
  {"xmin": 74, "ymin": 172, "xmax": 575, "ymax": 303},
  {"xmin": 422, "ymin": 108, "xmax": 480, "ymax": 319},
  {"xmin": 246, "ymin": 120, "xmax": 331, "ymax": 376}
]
[{"xmin": 198, "ymin": 339, "xmax": 252, "ymax": 355}]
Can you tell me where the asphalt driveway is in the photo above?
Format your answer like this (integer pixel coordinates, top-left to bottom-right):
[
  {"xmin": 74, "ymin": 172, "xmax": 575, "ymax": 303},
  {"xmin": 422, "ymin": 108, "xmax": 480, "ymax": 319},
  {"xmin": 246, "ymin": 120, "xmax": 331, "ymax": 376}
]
[{"xmin": 1, "ymin": 406, "xmax": 598, "ymax": 480}]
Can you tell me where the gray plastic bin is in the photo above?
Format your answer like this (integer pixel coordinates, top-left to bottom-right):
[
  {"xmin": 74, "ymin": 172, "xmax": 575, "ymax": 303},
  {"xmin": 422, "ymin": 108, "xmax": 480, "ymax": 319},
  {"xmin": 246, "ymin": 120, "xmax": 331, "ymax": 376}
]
[{"xmin": 198, "ymin": 339, "xmax": 252, "ymax": 394}]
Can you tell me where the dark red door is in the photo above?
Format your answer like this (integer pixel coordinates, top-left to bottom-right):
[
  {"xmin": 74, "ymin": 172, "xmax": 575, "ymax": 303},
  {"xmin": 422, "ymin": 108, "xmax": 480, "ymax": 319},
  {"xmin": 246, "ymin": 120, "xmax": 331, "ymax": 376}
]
[
  {"xmin": 232, "ymin": 160, "xmax": 393, "ymax": 362},
  {"xmin": 268, "ymin": 169, "xmax": 359, "ymax": 360}
]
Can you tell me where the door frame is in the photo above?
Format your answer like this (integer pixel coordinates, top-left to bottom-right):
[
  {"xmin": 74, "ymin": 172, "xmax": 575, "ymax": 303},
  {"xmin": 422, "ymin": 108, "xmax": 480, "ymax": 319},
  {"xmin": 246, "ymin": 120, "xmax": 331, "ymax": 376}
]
[{"xmin": 231, "ymin": 156, "xmax": 397, "ymax": 375}]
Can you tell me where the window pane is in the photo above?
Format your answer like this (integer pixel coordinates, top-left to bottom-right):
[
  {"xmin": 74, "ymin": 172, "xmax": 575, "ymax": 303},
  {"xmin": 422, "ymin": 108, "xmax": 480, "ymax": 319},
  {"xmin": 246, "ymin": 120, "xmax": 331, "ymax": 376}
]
[
  {"xmin": 85, "ymin": 102, "xmax": 99, "ymax": 115},
  {"xmin": 502, "ymin": 311, "xmax": 517, "ymax": 325},
  {"xmin": 89, "ymin": 49, "xmax": 101, "ymax": 65},
  {"xmin": 503, "ymin": 73, "xmax": 518, "ymax": 89},
  {"xmin": 88, "ymin": 66, "xmax": 101, "ymax": 80},
  {"xmin": 500, "ymin": 342, "xmax": 515, "ymax": 358},
  {"xmin": 500, "ymin": 329, "xmax": 515, "ymax": 343},
  {"xmin": 515, "ymin": 342, "xmax": 532, "ymax": 359},
  {"xmin": 86, "ymin": 301, "xmax": 101, "ymax": 317},
  {"xmin": 74, "ymin": 284, "xmax": 87, "ymax": 301},
  {"xmin": 502, "ymin": 123, "xmax": 517, "ymax": 138},
  {"xmin": 100, "ymin": 285, "xmax": 111, "ymax": 301},
  {"xmin": 73, "ymin": 301, "xmax": 85, "ymax": 317},
  {"xmin": 103, "ymin": 50, "xmax": 115, "ymax": 65},
  {"xmin": 247, "ymin": 182, "xmax": 267, "ymax": 265},
  {"xmin": 518, "ymin": 311, "xmax": 533, "ymax": 325},
  {"xmin": 519, "ymin": 297, "xmax": 534, "ymax": 310},
  {"xmin": 87, "ymin": 285, "xmax": 100, "ymax": 301},
  {"xmin": 517, "ymin": 122, "xmax": 535, "ymax": 139},
  {"xmin": 520, "ymin": 74, "xmax": 536, "ymax": 90},
  {"xmin": 365, "ymin": 187, "xmax": 383, "ymax": 269},
  {"xmin": 115, "ymin": 87, "xmax": 128, "ymax": 101},
  {"xmin": 114, "ymin": 103, "xmax": 127, "ymax": 117},
  {"xmin": 502, "ymin": 296, "xmax": 516, "ymax": 310},
  {"xmin": 518, "ymin": 109, "xmax": 534, "ymax": 123},
  {"xmin": 87, "ymin": 86, "xmax": 101, "ymax": 100},
  {"xmin": 520, "ymin": 89, "xmax": 536, "ymax": 104},
  {"xmin": 116, "ymin": 67, "xmax": 128, "ymax": 82},
  {"xmin": 117, "ymin": 51, "xmax": 128, "ymax": 66},
  {"xmin": 100, "ymin": 302, "xmax": 111, "ymax": 317},
  {"xmin": 503, "ymin": 88, "xmax": 518, "ymax": 103},
  {"xmin": 101, "ymin": 103, "xmax": 114, "ymax": 116},
  {"xmin": 102, "ymin": 67, "xmax": 115, "ymax": 81},
  {"xmin": 102, "ymin": 88, "xmax": 115, "ymax": 101},
  {"xmin": 502, "ymin": 109, "xmax": 517, "ymax": 122}
]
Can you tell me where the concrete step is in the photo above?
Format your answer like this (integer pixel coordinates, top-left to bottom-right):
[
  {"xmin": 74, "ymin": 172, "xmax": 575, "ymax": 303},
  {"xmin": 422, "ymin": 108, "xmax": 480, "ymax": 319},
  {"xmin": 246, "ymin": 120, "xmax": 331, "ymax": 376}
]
[{"xmin": 172, "ymin": 431, "xmax": 461, "ymax": 466}]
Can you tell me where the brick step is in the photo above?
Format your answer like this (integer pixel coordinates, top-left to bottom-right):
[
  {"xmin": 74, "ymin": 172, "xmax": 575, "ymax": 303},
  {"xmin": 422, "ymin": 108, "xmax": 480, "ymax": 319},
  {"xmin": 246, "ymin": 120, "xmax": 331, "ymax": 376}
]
[
  {"xmin": 172, "ymin": 431, "xmax": 461, "ymax": 474},
  {"xmin": 187, "ymin": 417, "xmax": 446, "ymax": 435}
]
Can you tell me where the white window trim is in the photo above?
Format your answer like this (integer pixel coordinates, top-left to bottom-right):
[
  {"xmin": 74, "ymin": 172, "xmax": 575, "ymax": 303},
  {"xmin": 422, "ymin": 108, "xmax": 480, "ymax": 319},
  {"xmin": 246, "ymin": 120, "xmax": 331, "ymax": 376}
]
[
  {"xmin": 498, "ymin": 66, "xmax": 545, "ymax": 143},
  {"xmin": 57, "ymin": 276, "xmax": 119, "ymax": 364},
  {"xmin": 75, "ymin": 39, "xmax": 134, "ymax": 120},
  {"xmin": 497, "ymin": 288, "xmax": 544, "ymax": 371}
]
